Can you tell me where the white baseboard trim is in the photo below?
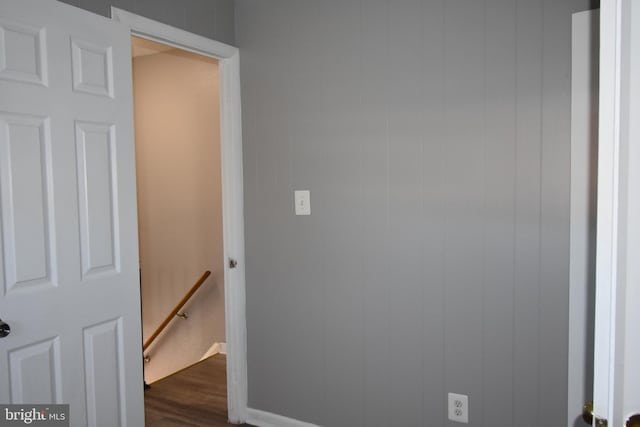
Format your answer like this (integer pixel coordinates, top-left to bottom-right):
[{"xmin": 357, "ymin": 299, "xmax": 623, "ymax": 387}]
[
  {"xmin": 246, "ymin": 408, "xmax": 321, "ymax": 427},
  {"xmin": 200, "ymin": 342, "xmax": 227, "ymax": 360}
]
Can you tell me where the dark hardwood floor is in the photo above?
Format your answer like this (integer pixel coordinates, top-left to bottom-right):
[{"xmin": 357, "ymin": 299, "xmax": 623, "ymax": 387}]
[{"xmin": 144, "ymin": 354, "xmax": 254, "ymax": 427}]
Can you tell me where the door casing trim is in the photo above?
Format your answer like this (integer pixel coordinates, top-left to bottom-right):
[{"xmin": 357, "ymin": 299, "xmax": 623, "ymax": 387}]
[{"xmin": 111, "ymin": 8, "xmax": 248, "ymax": 423}]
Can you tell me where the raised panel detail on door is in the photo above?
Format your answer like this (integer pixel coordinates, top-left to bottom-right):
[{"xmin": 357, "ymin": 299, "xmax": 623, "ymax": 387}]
[
  {"xmin": 0, "ymin": 113, "xmax": 55, "ymax": 294},
  {"xmin": 75, "ymin": 121, "xmax": 119, "ymax": 279},
  {"xmin": 0, "ymin": 19, "xmax": 47, "ymax": 86},
  {"xmin": 71, "ymin": 39, "xmax": 113, "ymax": 98},
  {"xmin": 83, "ymin": 318, "xmax": 125, "ymax": 427},
  {"xmin": 9, "ymin": 337, "xmax": 62, "ymax": 404}
]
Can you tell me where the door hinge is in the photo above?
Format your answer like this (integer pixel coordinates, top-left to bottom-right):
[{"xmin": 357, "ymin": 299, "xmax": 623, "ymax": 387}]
[{"xmin": 584, "ymin": 401, "xmax": 607, "ymax": 426}]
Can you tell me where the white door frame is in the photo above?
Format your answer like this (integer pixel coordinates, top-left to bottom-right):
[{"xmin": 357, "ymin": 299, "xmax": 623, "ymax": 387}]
[
  {"xmin": 111, "ymin": 8, "xmax": 248, "ymax": 423},
  {"xmin": 593, "ymin": 0, "xmax": 624, "ymax": 422},
  {"xmin": 593, "ymin": 0, "xmax": 640, "ymax": 425}
]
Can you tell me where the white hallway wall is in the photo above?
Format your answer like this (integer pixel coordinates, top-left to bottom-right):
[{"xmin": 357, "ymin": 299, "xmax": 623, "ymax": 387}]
[{"xmin": 133, "ymin": 48, "xmax": 225, "ymax": 383}]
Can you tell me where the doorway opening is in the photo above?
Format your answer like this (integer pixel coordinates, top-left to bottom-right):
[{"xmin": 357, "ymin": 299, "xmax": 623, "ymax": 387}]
[
  {"xmin": 131, "ymin": 36, "xmax": 229, "ymax": 425},
  {"xmin": 112, "ymin": 7, "xmax": 248, "ymax": 423}
]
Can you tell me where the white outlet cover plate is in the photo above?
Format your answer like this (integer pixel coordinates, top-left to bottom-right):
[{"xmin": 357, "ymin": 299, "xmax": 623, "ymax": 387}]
[
  {"xmin": 448, "ymin": 392, "xmax": 469, "ymax": 423},
  {"xmin": 294, "ymin": 190, "xmax": 311, "ymax": 215}
]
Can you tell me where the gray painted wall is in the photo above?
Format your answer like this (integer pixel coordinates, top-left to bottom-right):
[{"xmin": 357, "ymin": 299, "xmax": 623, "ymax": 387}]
[
  {"xmin": 57, "ymin": 0, "xmax": 235, "ymax": 45},
  {"xmin": 236, "ymin": 1, "xmax": 596, "ymax": 426}
]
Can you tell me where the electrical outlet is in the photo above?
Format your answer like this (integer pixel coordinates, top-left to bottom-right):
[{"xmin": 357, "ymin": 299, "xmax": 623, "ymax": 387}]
[{"xmin": 448, "ymin": 393, "xmax": 469, "ymax": 423}]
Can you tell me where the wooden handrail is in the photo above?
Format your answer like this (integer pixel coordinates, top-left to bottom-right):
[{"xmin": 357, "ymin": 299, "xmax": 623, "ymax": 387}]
[{"xmin": 143, "ymin": 270, "xmax": 211, "ymax": 351}]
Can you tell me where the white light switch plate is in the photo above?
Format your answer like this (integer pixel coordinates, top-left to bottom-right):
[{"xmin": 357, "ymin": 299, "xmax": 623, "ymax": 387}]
[{"xmin": 294, "ymin": 190, "xmax": 311, "ymax": 215}]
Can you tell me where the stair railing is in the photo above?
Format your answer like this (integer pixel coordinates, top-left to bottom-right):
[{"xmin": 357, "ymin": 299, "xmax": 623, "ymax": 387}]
[{"xmin": 143, "ymin": 270, "xmax": 212, "ymax": 352}]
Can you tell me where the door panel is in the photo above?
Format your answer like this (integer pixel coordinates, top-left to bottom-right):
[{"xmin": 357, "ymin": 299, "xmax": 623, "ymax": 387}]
[
  {"xmin": 0, "ymin": 19, "xmax": 47, "ymax": 86},
  {"xmin": 0, "ymin": 1, "xmax": 143, "ymax": 425},
  {"xmin": 0, "ymin": 113, "xmax": 55, "ymax": 292},
  {"xmin": 70, "ymin": 39, "xmax": 114, "ymax": 98},
  {"xmin": 83, "ymin": 319, "xmax": 125, "ymax": 427},
  {"xmin": 9, "ymin": 337, "xmax": 62, "ymax": 404},
  {"xmin": 75, "ymin": 121, "xmax": 119, "ymax": 278}
]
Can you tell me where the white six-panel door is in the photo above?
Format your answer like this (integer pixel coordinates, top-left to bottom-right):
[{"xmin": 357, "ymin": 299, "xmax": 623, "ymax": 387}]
[{"xmin": 0, "ymin": 1, "xmax": 144, "ymax": 425}]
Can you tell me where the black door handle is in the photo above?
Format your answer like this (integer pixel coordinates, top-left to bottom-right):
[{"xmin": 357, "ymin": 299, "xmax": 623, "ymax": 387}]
[{"xmin": 0, "ymin": 318, "xmax": 10, "ymax": 338}]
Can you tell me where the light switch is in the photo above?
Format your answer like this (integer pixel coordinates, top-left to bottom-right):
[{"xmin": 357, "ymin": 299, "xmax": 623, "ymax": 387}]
[{"xmin": 294, "ymin": 190, "xmax": 311, "ymax": 215}]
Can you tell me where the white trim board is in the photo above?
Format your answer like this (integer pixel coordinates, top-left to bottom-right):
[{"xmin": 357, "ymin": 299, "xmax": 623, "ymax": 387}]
[
  {"xmin": 111, "ymin": 8, "xmax": 248, "ymax": 424},
  {"xmin": 592, "ymin": 0, "xmax": 622, "ymax": 422},
  {"xmin": 592, "ymin": 0, "xmax": 640, "ymax": 423},
  {"xmin": 111, "ymin": 8, "xmax": 236, "ymax": 59},
  {"xmin": 247, "ymin": 408, "xmax": 322, "ymax": 427}
]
